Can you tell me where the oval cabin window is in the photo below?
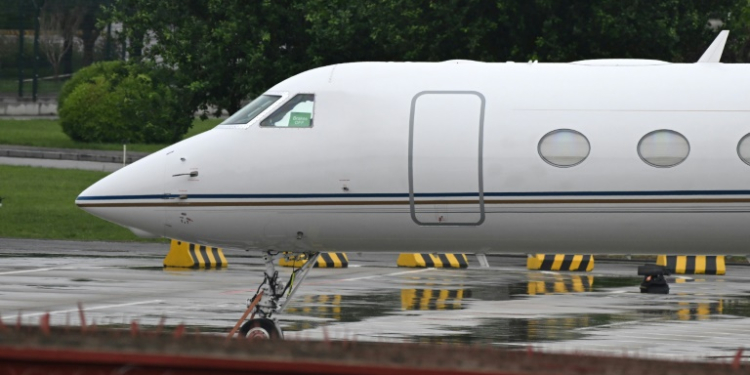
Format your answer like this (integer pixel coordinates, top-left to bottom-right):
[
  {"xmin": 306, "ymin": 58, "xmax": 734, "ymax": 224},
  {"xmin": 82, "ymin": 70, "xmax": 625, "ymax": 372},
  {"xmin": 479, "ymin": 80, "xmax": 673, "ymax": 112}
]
[
  {"xmin": 538, "ymin": 129, "xmax": 590, "ymax": 167},
  {"xmin": 738, "ymin": 134, "xmax": 750, "ymax": 166},
  {"xmin": 638, "ymin": 130, "xmax": 689, "ymax": 168}
]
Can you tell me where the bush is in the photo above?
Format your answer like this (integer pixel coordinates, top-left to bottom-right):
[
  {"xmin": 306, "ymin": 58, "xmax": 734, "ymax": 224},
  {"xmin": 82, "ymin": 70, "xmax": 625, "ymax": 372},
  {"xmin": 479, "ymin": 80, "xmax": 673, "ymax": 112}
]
[
  {"xmin": 58, "ymin": 61, "xmax": 128, "ymax": 109},
  {"xmin": 59, "ymin": 62, "xmax": 193, "ymax": 144}
]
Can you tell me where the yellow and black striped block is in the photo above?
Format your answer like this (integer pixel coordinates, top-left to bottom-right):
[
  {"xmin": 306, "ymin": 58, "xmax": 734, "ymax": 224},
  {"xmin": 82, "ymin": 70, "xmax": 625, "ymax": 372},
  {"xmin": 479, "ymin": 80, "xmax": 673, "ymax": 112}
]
[
  {"xmin": 401, "ymin": 288, "xmax": 470, "ymax": 310},
  {"xmin": 526, "ymin": 316, "xmax": 592, "ymax": 341},
  {"xmin": 397, "ymin": 253, "xmax": 469, "ymax": 268},
  {"xmin": 656, "ymin": 255, "xmax": 725, "ymax": 275},
  {"xmin": 527, "ymin": 275, "xmax": 594, "ymax": 295},
  {"xmin": 676, "ymin": 301, "xmax": 723, "ymax": 321},
  {"xmin": 286, "ymin": 295, "xmax": 342, "ymax": 319},
  {"xmin": 278, "ymin": 253, "xmax": 348, "ymax": 268},
  {"xmin": 527, "ymin": 254, "xmax": 594, "ymax": 272},
  {"xmin": 285, "ymin": 294, "xmax": 343, "ymax": 331},
  {"xmin": 163, "ymin": 240, "xmax": 227, "ymax": 269}
]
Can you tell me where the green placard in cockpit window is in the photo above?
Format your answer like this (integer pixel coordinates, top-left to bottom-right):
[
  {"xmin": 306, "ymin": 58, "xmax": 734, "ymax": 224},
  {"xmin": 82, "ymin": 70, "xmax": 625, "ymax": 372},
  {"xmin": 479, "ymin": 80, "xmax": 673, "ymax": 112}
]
[{"xmin": 289, "ymin": 112, "xmax": 311, "ymax": 127}]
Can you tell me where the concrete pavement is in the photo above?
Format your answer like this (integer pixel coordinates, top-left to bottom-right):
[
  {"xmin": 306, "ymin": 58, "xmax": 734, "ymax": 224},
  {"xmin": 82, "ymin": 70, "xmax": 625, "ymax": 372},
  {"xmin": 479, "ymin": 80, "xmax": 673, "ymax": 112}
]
[
  {"xmin": 2, "ymin": 238, "xmax": 750, "ymax": 362},
  {"xmin": 0, "ymin": 144, "xmax": 150, "ymax": 171},
  {"xmin": 0, "ymin": 144, "xmax": 148, "ymax": 164}
]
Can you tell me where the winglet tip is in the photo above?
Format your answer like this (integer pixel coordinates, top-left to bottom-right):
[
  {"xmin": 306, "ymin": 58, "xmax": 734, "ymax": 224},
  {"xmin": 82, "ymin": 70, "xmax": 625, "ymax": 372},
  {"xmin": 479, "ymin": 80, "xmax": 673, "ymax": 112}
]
[{"xmin": 697, "ymin": 30, "xmax": 729, "ymax": 63}]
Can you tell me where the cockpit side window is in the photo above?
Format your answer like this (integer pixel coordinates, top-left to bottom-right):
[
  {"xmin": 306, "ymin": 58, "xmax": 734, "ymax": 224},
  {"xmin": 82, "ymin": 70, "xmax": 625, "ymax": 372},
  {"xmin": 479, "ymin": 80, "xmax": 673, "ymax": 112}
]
[
  {"xmin": 260, "ymin": 94, "xmax": 314, "ymax": 128},
  {"xmin": 221, "ymin": 95, "xmax": 281, "ymax": 125}
]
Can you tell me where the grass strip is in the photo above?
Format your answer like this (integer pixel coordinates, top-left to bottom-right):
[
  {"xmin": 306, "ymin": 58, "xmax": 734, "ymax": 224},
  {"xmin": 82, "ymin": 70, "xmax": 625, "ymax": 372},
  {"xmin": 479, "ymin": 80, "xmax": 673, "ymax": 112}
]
[
  {"xmin": 0, "ymin": 165, "xmax": 164, "ymax": 242},
  {"xmin": 0, "ymin": 118, "xmax": 222, "ymax": 153}
]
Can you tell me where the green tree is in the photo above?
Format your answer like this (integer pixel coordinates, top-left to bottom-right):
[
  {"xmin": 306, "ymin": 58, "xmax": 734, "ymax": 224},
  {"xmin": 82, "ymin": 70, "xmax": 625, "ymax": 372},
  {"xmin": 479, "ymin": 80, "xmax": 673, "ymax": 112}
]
[
  {"xmin": 78, "ymin": 0, "xmax": 109, "ymax": 67},
  {"xmin": 303, "ymin": 0, "xmax": 744, "ymax": 64},
  {"xmin": 104, "ymin": 0, "xmax": 749, "ymax": 118},
  {"xmin": 302, "ymin": 0, "xmax": 516, "ymax": 63},
  {"xmin": 104, "ymin": 0, "xmax": 311, "ymax": 116},
  {"xmin": 528, "ymin": 0, "xmax": 742, "ymax": 62},
  {"xmin": 724, "ymin": 0, "xmax": 750, "ymax": 62}
]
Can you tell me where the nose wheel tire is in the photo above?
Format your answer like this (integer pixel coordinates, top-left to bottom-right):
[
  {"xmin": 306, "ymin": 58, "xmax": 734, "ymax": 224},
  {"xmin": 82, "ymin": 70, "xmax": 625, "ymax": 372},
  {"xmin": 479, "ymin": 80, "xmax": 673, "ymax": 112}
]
[{"xmin": 239, "ymin": 318, "xmax": 283, "ymax": 340}]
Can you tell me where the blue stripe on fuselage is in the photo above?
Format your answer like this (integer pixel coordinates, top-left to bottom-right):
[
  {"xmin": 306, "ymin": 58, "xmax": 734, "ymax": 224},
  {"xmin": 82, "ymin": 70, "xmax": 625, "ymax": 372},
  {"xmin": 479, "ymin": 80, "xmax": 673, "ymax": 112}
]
[{"xmin": 75, "ymin": 190, "xmax": 750, "ymax": 201}]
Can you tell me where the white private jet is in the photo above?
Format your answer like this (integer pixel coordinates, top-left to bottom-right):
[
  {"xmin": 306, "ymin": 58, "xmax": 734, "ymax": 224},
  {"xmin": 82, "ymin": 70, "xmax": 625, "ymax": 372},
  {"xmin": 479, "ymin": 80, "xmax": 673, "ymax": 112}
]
[{"xmin": 77, "ymin": 31, "xmax": 750, "ymax": 338}]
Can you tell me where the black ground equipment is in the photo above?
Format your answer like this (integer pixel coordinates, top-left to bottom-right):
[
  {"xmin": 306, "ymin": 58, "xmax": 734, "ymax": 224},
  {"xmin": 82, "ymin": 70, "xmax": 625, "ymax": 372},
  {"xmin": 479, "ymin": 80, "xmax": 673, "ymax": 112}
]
[{"xmin": 638, "ymin": 264, "xmax": 670, "ymax": 294}]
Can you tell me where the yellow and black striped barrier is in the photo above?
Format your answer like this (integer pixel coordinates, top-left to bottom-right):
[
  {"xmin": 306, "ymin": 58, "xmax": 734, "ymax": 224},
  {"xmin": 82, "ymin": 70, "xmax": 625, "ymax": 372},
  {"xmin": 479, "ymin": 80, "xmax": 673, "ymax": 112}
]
[
  {"xmin": 397, "ymin": 253, "xmax": 469, "ymax": 268},
  {"xmin": 401, "ymin": 288, "xmax": 471, "ymax": 310},
  {"xmin": 656, "ymin": 255, "xmax": 725, "ymax": 275},
  {"xmin": 527, "ymin": 254, "xmax": 594, "ymax": 272},
  {"xmin": 279, "ymin": 253, "xmax": 349, "ymax": 268},
  {"xmin": 286, "ymin": 295, "xmax": 342, "ymax": 320},
  {"xmin": 527, "ymin": 275, "xmax": 594, "ymax": 295},
  {"xmin": 285, "ymin": 294, "xmax": 343, "ymax": 331},
  {"xmin": 676, "ymin": 301, "xmax": 723, "ymax": 321},
  {"xmin": 163, "ymin": 240, "xmax": 227, "ymax": 269},
  {"xmin": 526, "ymin": 316, "xmax": 592, "ymax": 341}
]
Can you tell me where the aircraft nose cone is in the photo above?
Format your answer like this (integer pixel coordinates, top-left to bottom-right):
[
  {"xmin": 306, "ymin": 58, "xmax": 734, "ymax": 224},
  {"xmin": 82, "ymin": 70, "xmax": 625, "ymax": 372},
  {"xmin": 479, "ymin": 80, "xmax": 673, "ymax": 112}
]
[{"xmin": 76, "ymin": 152, "xmax": 165, "ymax": 238}]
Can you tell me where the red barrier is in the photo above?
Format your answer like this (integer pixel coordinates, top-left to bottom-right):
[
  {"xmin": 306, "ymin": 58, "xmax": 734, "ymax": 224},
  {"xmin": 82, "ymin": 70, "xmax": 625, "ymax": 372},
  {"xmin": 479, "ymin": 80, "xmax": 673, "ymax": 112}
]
[
  {"xmin": 0, "ymin": 346, "xmax": 512, "ymax": 375},
  {"xmin": 0, "ymin": 323, "xmax": 744, "ymax": 375}
]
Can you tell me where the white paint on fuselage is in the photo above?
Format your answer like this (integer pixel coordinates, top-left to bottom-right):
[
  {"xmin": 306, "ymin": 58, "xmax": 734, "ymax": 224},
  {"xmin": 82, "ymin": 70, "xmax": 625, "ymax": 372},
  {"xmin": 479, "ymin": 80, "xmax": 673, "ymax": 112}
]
[{"xmin": 77, "ymin": 61, "xmax": 750, "ymax": 255}]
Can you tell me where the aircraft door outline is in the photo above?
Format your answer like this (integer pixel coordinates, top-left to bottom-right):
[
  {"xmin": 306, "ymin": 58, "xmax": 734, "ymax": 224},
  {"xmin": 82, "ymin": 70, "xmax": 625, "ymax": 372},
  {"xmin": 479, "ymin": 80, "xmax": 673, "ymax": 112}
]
[{"xmin": 408, "ymin": 90, "xmax": 486, "ymax": 226}]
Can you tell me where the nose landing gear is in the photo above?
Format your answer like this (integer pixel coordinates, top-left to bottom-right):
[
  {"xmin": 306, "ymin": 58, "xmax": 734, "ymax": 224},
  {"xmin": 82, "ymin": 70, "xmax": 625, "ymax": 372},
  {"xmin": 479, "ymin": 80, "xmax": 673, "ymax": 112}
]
[{"xmin": 237, "ymin": 250, "xmax": 320, "ymax": 339}]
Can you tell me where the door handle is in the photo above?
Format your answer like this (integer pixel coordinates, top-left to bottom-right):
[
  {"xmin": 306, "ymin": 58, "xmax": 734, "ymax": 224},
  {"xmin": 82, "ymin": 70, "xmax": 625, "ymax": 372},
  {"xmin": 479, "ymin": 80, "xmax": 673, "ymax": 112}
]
[
  {"xmin": 172, "ymin": 171, "xmax": 199, "ymax": 177},
  {"xmin": 162, "ymin": 194, "xmax": 188, "ymax": 200}
]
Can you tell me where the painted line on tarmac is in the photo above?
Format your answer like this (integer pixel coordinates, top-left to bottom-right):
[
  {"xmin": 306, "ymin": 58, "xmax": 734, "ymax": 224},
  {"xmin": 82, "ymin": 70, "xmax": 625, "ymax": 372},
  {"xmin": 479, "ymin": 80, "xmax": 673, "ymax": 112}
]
[
  {"xmin": 573, "ymin": 316, "xmax": 670, "ymax": 331},
  {"xmin": 16, "ymin": 300, "xmax": 164, "ymax": 319},
  {"xmin": 0, "ymin": 266, "xmax": 109, "ymax": 276},
  {"xmin": 221, "ymin": 265, "xmax": 433, "ymax": 294},
  {"xmin": 0, "ymin": 266, "xmax": 77, "ymax": 276},
  {"xmin": 277, "ymin": 268, "xmax": 436, "ymax": 288},
  {"xmin": 340, "ymin": 268, "xmax": 434, "ymax": 281}
]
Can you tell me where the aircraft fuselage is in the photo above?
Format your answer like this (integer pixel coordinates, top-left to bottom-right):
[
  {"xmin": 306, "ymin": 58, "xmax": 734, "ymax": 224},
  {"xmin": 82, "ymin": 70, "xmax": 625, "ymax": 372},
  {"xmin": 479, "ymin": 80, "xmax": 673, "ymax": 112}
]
[{"xmin": 77, "ymin": 60, "xmax": 750, "ymax": 255}]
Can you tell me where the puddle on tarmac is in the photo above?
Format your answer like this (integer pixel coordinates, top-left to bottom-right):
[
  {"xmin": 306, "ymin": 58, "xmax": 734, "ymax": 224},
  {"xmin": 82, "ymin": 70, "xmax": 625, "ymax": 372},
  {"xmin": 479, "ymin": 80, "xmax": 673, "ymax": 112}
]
[
  {"xmin": 721, "ymin": 298, "xmax": 750, "ymax": 317},
  {"xmin": 282, "ymin": 274, "xmax": 635, "ymax": 333},
  {"xmin": 409, "ymin": 315, "xmax": 616, "ymax": 345},
  {"xmin": 26, "ymin": 284, "xmax": 82, "ymax": 290},
  {"xmin": 281, "ymin": 273, "xmax": 750, "ymax": 343},
  {"xmin": 283, "ymin": 292, "xmax": 402, "ymax": 331},
  {"xmin": 130, "ymin": 267, "xmax": 172, "ymax": 271},
  {"xmin": 63, "ymin": 269, "xmax": 750, "ymax": 346}
]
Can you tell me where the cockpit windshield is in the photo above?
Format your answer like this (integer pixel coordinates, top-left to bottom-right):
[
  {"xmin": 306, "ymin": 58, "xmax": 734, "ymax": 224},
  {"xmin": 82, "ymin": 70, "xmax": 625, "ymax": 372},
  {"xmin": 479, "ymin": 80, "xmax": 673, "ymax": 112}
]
[
  {"xmin": 220, "ymin": 95, "xmax": 281, "ymax": 125},
  {"xmin": 260, "ymin": 94, "xmax": 314, "ymax": 128}
]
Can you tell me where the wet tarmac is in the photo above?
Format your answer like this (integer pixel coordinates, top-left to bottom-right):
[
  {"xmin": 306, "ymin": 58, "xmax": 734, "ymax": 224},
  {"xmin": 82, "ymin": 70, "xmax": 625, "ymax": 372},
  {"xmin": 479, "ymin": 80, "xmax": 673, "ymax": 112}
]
[{"xmin": 1, "ymin": 238, "xmax": 750, "ymax": 362}]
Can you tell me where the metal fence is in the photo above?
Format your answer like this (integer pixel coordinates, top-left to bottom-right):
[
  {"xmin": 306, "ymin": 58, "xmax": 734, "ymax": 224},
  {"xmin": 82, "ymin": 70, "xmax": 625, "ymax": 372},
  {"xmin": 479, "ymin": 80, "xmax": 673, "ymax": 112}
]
[{"xmin": 0, "ymin": 0, "xmax": 120, "ymax": 100}]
